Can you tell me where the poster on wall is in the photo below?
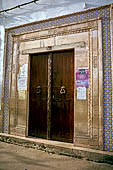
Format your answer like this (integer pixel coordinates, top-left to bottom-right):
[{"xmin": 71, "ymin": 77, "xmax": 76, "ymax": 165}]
[
  {"xmin": 77, "ymin": 87, "xmax": 86, "ymax": 100},
  {"xmin": 19, "ymin": 64, "xmax": 28, "ymax": 78},
  {"xmin": 76, "ymin": 68, "xmax": 89, "ymax": 88},
  {"xmin": 17, "ymin": 64, "xmax": 28, "ymax": 91},
  {"xmin": 18, "ymin": 90, "xmax": 26, "ymax": 100},
  {"xmin": 18, "ymin": 77, "xmax": 27, "ymax": 90}
]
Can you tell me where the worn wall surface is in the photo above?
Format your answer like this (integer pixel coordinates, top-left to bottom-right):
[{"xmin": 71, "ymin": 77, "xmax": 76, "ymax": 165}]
[
  {"xmin": 0, "ymin": 26, "xmax": 5, "ymax": 132},
  {"xmin": 2, "ymin": 5, "xmax": 112, "ymax": 152},
  {"xmin": 0, "ymin": 26, "xmax": 4, "ymax": 110},
  {"xmin": 8, "ymin": 20, "xmax": 103, "ymax": 149},
  {"xmin": 0, "ymin": 1, "xmax": 113, "ymax": 111},
  {"xmin": 0, "ymin": 1, "xmax": 113, "ymax": 152}
]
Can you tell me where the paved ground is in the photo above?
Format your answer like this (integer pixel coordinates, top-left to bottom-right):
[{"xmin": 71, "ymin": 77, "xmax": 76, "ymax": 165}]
[{"xmin": 0, "ymin": 141, "xmax": 113, "ymax": 170}]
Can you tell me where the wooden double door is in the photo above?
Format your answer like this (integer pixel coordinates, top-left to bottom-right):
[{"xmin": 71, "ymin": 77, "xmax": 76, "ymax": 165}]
[{"xmin": 29, "ymin": 50, "xmax": 74, "ymax": 143}]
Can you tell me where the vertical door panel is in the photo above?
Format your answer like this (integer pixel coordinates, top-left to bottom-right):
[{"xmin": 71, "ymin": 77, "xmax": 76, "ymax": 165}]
[
  {"xmin": 29, "ymin": 53, "xmax": 48, "ymax": 138},
  {"xmin": 51, "ymin": 50, "xmax": 74, "ymax": 143}
]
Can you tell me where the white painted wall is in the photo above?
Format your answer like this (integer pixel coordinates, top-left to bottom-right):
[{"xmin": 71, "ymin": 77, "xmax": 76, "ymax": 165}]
[{"xmin": 0, "ymin": 26, "xmax": 5, "ymax": 110}]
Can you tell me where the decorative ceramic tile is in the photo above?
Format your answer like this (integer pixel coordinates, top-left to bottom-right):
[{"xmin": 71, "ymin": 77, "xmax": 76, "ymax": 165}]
[{"xmin": 3, "ymin": 6, "xmax": 112, "ymax": 151}]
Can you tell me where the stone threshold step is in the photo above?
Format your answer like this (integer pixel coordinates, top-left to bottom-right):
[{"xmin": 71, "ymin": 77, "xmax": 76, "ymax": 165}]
[{"xmin": 0, "ymin": 133, "xmax": 113, "ymax": 164}]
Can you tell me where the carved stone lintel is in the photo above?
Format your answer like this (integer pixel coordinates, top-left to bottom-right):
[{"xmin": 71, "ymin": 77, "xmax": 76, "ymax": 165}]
[
  {"xmin": 20, "ymin": 27, "xmax": 91, "ymax": 43},
  {"xmin": 22, "ymin": 41, "xmax": 86, "ymax": 55}
]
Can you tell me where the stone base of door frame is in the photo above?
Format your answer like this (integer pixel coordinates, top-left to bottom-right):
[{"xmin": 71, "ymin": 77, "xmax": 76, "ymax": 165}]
[{"xmin": 0, "ymin": 133, "xmax": 113, "ymax": 165}]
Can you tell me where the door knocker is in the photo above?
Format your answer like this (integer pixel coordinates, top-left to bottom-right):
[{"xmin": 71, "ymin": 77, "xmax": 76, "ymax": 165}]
[
  {"xmin": 60, "ymin": 86, "xmax": 66, "ymax": 94},
  {"xmin": 36, "ymin": 86, "xmax": 41, "ymax": 94}
]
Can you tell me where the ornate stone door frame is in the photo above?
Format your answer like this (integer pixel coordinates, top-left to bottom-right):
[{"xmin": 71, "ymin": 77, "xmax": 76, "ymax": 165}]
[{"xmin": 8, "ymin": 18, "xmax": 103, "ymax": 149}]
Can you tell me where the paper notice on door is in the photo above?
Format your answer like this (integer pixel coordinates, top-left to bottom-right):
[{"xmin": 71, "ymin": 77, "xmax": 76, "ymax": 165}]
[{"xmin": 77, "ymin": 87, "xmax": 86, "ymax": 100}]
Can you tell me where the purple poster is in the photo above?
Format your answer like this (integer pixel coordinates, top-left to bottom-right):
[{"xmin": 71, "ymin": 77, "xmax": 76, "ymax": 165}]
[{"xmin": 76, "ymin": 68, "xmax": 89, "ymax": 88}]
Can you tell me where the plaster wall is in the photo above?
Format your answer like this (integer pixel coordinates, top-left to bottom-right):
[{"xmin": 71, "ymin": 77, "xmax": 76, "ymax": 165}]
[{"xmin": 0, "ymin": 26, "xmax": 5, "ymax": 110}]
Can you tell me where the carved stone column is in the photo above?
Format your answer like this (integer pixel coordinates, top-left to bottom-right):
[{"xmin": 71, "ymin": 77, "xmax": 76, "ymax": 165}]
[{"xmin": 47, "ymin": 53, "xmax": 52, "ymax": 139}]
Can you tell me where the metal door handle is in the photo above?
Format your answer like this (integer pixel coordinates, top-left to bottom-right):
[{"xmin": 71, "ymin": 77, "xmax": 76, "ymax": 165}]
[
  {"xmin": 36, "ymin": 86, "xmax": 41, "ymax": 94},
  {"xmin": 60, "ymin": 86, "xmax": 66, "ymax": 94}
]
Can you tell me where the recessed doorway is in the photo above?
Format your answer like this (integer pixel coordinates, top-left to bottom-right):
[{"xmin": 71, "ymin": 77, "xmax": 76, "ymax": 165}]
[{"xmin": 28, "ymin": 49, "xmax": 74, "ymax": 143}]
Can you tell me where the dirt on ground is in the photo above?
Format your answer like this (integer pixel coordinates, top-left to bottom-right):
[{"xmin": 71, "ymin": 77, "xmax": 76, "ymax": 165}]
[{"xmin": 0, "ymin": 141, "xmax": 113, "ymax": 170}]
